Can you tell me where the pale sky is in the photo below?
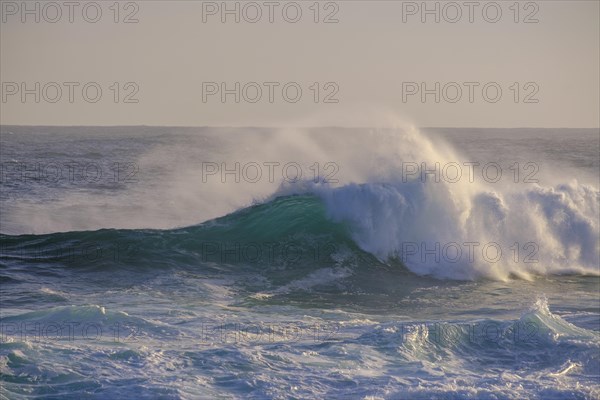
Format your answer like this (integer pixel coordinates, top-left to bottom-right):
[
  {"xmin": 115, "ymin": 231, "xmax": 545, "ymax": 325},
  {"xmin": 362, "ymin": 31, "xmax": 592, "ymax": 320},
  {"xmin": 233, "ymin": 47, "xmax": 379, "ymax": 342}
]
[{"xmin": 1, "ymin": 0, "xmax": 599, "ymax": 127}]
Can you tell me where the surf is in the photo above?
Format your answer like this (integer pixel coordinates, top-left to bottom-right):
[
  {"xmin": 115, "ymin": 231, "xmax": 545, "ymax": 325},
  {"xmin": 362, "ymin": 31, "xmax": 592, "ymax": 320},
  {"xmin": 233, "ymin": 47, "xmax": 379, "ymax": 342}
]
[{"xmin": 1, "ymin": 126, "xmax": 598, "ymax": 282}]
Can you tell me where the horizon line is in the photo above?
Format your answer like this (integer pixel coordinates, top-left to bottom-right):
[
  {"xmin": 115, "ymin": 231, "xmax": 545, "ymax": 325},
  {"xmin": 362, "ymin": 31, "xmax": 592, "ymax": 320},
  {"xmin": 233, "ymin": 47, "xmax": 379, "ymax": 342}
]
[{"xmin": 1, "ymin": 124, "xmax": 599, "ymax": 130}]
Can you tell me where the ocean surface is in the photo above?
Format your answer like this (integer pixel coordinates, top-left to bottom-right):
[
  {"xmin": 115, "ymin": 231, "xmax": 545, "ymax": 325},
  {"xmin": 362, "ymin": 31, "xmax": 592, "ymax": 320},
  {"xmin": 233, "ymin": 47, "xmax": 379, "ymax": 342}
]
[{"xmin": 0, "ymin": 126, "xmax": 599, "ymax": 399}]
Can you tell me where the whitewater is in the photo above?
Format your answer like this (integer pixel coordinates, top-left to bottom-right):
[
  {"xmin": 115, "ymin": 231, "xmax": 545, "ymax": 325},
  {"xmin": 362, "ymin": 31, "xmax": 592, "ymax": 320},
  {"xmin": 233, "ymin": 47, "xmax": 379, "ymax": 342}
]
[{"xmin": 0, "ymin": 125, "xmax": 599, "ymax": 399}]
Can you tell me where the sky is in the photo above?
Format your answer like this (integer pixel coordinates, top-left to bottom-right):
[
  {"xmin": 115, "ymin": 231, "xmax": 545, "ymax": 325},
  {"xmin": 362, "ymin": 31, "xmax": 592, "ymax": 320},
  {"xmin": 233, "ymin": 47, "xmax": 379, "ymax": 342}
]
[{"xmin": 1, "ymin": 0, "xmax": 599, "ymax": 127}]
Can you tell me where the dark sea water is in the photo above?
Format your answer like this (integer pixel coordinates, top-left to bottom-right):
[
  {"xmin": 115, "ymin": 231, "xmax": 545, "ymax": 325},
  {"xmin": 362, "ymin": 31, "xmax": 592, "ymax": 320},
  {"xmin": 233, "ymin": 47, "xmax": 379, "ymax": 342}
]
[{"xmin": 1, "ymin": 126, "xmax": 599, "ymax": 399}]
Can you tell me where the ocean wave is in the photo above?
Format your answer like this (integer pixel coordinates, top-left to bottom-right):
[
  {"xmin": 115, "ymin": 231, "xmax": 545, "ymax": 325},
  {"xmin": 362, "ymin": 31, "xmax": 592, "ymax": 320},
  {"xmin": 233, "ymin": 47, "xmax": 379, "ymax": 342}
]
[{"xmin": 1, "ymin": 128, "xmax": 598, "ymax": 282}]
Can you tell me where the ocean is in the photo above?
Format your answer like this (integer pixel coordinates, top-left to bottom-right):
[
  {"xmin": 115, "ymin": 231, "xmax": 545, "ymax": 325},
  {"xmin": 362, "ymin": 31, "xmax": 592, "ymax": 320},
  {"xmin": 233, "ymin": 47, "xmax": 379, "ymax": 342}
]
[{"xmin": 0, "ymin": 126, "xmax": 599, "ymax": 399}]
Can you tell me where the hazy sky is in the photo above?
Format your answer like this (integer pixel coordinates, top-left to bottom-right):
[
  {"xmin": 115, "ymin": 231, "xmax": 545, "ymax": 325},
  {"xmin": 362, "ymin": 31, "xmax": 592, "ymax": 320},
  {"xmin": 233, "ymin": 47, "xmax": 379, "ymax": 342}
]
[{"xmin": 1, "ymin": 0, "xmax": 599, "ymax": 127}]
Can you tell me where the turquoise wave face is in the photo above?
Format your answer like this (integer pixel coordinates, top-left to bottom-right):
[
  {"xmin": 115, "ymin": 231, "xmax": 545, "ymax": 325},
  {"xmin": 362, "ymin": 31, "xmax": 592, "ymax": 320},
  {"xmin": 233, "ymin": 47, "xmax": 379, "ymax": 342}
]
[
  {"xmin": 0, "ymin": 194, "xmax": 437, "ymax": 312},
  {"xmin": 0, "ymin": 195, "xmax": 380, "ymax": 285}
]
